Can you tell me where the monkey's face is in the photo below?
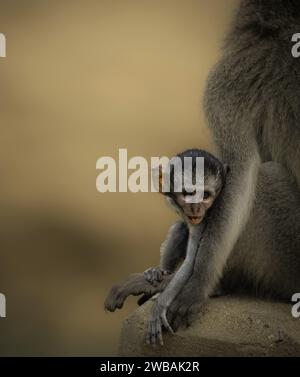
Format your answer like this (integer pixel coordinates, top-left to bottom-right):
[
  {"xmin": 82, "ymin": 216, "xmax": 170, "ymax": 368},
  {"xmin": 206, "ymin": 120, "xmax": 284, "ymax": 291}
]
[
  {"xmin": 166, "ymin": 183, "xmax": 219, "ymax": 225},
  {"xmin": 156, "ymin": 149, "xmax": 226, "ymax": 226}
]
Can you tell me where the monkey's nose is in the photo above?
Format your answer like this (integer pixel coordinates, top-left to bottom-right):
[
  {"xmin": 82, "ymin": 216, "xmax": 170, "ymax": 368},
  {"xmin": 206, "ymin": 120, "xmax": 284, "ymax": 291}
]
[{"xmin": 192, "ymin": 205, "xmax": 201, "ymax": 216}]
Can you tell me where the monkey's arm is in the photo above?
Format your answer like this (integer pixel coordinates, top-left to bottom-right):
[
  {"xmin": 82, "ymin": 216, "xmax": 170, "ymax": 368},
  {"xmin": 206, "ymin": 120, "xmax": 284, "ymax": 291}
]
[
  {"xmin": 146, "ymin": 223, "xmax": 203, "ymax": 344},
  {"xmin": 166, "ymin": 126, "xmax": 261, "ymax": 330},
  {"xmin": 144, "ymin": 221, "xmax": 188, "ymax": 284},
  {"xmin": 160, "ymin": 221, "xmax": 189, "ymax": 271}
]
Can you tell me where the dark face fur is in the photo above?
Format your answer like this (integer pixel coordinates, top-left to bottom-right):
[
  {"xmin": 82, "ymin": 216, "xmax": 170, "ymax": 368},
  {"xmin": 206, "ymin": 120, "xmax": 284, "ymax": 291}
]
[{"xmin": 160, "ymin": 149, "xmax": 227, "ymax": 226}]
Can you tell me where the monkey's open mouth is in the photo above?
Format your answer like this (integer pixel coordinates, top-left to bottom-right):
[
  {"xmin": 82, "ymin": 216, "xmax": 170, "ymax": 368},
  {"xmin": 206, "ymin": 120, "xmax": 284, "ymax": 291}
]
[{"xmin": 188, "ymin": 216, "xmax": 202, "ymax": 225}]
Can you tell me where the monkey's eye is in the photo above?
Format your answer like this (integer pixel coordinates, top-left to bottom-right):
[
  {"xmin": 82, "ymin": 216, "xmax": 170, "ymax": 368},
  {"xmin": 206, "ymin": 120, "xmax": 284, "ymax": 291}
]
[{"xmin": 203, "ymin": 191, "xmax": 210, "ymax": 200}]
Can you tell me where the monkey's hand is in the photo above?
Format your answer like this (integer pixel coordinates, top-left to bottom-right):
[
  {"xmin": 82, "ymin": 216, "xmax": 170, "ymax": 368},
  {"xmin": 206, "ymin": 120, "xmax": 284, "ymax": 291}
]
[
  {"xmin": 146, "ymin": 297, "xmax": 174, "ymax": 346},
  {"xmin": 166, "ymin": 283, "xmax": 205, "ymax": 332},
  {"xmin": 143, "ymin": 267, "xmax": 170, "ymax": 286}
]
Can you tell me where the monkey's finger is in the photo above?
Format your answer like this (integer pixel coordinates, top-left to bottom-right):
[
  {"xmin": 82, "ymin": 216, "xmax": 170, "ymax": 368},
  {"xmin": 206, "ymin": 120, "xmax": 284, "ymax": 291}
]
[
  {"xmin": 148, "ymin": 320, "xmax": 154, "ymax": 345},
  {"xmin": 144, "ymin": 270, "xmax": 152, "ymax": 283},
  {"xmin": 150, "ymin": 321, "xmax": 158, "ymax": 346},
  {"xmin": 161, "ymin": 310, "xmax": 174, "ymax": 334},
  {"xmin": 146, "ymin": 322, "xmax": 153, "ymax": 345},
  {"xmin": 155, "ymin": 320, "xmax": 164, "ymax": 346},
  {"xmin": 151, "ymin": 319, "xmax": 162, "ymax": 346},
  {"xmin": 153, "ymin": 269, "xmax": 163, "ymax": 282},
  {"xmin": 145, "ymin": 268, "xmax": 157, "ymax": 284}
]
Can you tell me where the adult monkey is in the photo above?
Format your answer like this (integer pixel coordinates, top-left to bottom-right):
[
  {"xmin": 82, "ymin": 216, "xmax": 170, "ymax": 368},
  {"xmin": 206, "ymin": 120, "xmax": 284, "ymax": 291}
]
[
  {"xmin": 105, "ymin": 0, "xmax": 300, "ymax": 332},
  {"xmin": 159, "ymin": 0, "xmax": 300, "ymax": 330}
]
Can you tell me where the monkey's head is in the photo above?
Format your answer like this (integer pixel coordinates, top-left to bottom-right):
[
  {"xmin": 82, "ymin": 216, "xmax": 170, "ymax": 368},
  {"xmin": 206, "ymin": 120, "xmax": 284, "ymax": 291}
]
[{"xmin": 158, "ymin": 149, "xmax": 228, "ymax": 226}]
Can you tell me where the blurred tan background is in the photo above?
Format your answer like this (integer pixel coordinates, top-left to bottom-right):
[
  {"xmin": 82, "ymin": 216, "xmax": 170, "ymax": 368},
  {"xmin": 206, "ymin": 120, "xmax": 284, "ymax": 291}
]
[{"xmin": 0, "ymin": 0, "xmax": 237, "ymax": 355}]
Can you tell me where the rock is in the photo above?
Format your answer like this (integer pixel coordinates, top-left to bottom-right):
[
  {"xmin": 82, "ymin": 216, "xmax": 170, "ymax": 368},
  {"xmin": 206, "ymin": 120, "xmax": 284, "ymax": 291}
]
[{"xmin": 118, "ymin": 296, "xmax": 300, "ymax": 357}]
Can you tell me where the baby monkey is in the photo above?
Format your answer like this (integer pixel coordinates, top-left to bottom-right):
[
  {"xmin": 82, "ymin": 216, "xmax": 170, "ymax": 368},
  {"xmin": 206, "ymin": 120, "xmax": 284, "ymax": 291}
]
[{"xmin": 145, "ymin": 149, "xmax": 228, "ymax": 345}]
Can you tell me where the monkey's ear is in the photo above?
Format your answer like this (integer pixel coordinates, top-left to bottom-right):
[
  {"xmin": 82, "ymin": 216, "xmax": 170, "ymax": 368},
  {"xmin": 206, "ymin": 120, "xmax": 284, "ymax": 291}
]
[{"xmin": 224, "ymin": 164, "xmax": 230, "ymax": 175}]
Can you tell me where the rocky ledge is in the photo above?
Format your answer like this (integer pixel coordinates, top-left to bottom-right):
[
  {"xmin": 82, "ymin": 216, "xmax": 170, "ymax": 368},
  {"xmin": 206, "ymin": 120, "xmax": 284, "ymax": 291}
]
[{"xmin": 119, "ymin": 296, "xmax": 300, "ymax": 357}]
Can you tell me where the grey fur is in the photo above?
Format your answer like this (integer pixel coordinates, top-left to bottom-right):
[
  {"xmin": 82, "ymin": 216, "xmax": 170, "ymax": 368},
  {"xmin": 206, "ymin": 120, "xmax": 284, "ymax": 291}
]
[
  {"xmin": 163, "ymin": 0, "xmax": 300, "ymax": 331},
  {"xmin": 106, "ymin": 0, "xmax": 300, "ymax": 344},
  {"xmin": 143, "ymin": 222, "xmax": 188, "ymax": 285},
  {"xmin": 146, "ymin": 223, "xmax": 203, "ymax": 344},
  {"xmin": 145, "ymin": 150, "xmax": 225, "ymax": 344},
  {"xmin": 160, "ymin": 221, "xmax": 189, "ymax": 272},
  {"xmin": 224, "ymin": 162, "xmax": 300, "ymax": 299}
]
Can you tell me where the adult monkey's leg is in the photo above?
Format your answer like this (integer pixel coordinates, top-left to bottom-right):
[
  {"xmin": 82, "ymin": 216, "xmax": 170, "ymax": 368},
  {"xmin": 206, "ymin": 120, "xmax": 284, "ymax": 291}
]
[{"xmin": 104, "ymin": 272, "xmax": 174, "ymax": 312}]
